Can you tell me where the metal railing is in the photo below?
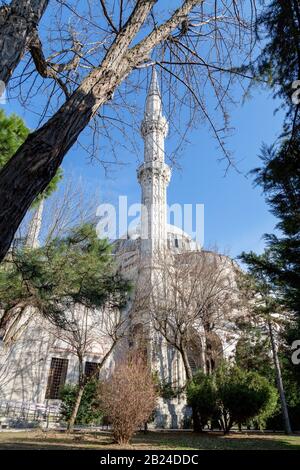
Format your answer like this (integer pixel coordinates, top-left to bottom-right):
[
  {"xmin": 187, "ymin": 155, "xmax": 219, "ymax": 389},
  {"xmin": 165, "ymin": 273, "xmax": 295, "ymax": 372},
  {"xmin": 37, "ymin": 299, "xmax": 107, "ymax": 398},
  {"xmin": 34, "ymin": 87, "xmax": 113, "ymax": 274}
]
[{"xmin": 0, "ymin": 400, "xmax": 61, "ymax": 428}]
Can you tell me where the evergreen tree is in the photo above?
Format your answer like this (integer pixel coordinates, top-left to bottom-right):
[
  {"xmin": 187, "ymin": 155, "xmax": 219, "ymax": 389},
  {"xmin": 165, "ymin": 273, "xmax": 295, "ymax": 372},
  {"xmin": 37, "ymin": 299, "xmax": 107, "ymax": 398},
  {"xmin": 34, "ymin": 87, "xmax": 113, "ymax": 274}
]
[
  {"xmin": 0, "ymin": 109, "xmax": 62, "ymax": 207},
  {"xmin": 186, "ymin": 364, "xmax": 277, "ymax": 434},
  {"xmin": 0, "ymin": 110, "xmax": 29, "ymax": 167},
  {"xmin": 0, "ymin": 223, "xmax": 130, "ymax": 337},
  {"xmin": 239, "ymin": 1, "xmax": 300, "ymax": 433},
  {"xmin": 240, "ymin": 0, "xmax": 300, "ymax": 315},
  {"xmin": 251, "ymin": 0, "xmax": 300, "ymax": 128},
  {"xmin": 215, "ymin": 364, "xmax": 278, "ymax": 434},
  {"xmin": 240, "ymin": 0, "xmax": 300, "ymax": 314},
  {"xmin": 242, "ymin": 138, "xmax": 300, "ymax": 314},
  {"xmin": 60, "ymin": 380, "xmax": 103, "ymax": 426}
]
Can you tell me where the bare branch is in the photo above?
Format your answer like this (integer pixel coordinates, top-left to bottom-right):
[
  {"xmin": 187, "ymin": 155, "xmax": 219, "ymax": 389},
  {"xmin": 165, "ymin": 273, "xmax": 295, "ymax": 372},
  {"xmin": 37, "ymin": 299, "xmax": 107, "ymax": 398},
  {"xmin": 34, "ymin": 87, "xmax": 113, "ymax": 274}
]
[{"xmin": 99, "ymin": 0, "xmax": 118, "ymax": 34}]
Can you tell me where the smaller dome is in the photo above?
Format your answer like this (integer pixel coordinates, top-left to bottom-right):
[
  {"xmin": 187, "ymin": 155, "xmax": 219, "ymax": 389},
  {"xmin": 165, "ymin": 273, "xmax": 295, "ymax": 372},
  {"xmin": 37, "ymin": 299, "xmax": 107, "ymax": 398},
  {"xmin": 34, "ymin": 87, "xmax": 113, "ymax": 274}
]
[{"xmin": 114, "ymin": 223, "xmax": 201, "ymax": 253}]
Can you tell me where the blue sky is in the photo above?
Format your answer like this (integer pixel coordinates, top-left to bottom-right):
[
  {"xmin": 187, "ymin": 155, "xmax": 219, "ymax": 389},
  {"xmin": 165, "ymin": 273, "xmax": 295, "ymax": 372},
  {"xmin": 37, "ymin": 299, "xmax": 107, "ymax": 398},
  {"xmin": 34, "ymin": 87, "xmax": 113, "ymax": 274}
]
[
  {"xmin": 60, "ymin": 83, "xmax": 283, "ymax": 258},
  {"xmin": 1, "ymin": 1, "xmax": 284, "ymax": 259}
]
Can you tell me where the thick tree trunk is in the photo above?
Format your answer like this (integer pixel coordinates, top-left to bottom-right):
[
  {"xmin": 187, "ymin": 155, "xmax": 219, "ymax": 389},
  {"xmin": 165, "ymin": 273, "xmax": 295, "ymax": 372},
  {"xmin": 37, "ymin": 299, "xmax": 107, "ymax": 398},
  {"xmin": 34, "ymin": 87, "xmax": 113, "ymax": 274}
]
[
  {"xmin": 181, "ymin": 348, "xmax": 193, "ymax": 382},
  {"xmin": 0, "ymin": 70, "xmax": 126, "ymax": 261},
  {"xmin": 0, "ymin": 1, "xmax": 153, "ymax": 261},
  {"xmin": 268, "ymin": 320, "xmax": 292, "ymax": 435},
  {"xmin": 0, "ymin": 0, "xmax": 201, "ymax": 261},
  {"xmin": 191, "ymin": 407, "xmax": 202, "ymax": 432},
  {"xmin": 0, "ymin": 0, "xmax": 48, "ymax": 85}
]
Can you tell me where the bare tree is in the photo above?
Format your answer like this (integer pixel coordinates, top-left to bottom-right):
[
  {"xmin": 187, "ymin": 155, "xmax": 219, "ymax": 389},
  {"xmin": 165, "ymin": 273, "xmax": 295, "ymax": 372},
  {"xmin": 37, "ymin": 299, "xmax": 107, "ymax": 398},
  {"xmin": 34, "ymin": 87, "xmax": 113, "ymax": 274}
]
[
  {"xmin": 0, "ymin": 0, "xmax": 256, "ymax": 261},
  {"xmin": 144, "ymin": 250, "xmax": 237, "ymax": 382},
  {"xmin": 133, "ymin": 249, "xmax": 238, "ymax": 432},
  {"xmin": 0, "ymin": 0, "xmax": 49, "ymax": 86},
  {"xmin": 0, "ymin": 177, "xmax": 100, "ymax": 344},
  {"xmin": 35, "ymin": 176, "xmax": 100, "ymax": 244},
  {"xmin": 99, "ymin": 352, "xmax": 157, "ymax": 445},
  {"xmin": 47, "ymin": 303, "xmax": 129, "ymax": 432}
]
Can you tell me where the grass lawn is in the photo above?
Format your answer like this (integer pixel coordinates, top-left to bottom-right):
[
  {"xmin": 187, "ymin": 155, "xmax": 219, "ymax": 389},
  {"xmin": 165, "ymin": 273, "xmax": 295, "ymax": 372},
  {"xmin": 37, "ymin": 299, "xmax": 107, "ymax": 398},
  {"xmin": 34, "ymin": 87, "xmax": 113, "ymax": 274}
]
[{"xmin": 0, "ymin": 430, "xmax": 300, "ymax": 450}]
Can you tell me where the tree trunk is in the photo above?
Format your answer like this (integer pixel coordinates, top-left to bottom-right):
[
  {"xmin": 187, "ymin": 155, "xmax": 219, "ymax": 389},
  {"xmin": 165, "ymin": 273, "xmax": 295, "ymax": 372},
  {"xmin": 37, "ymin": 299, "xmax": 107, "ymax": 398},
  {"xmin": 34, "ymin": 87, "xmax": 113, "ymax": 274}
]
[
  {"xmin": 191, "ymin": 407, "xmax": 202, "ymax": 432},
  {"xmin": 0, "ymin": 11, "xmax": 147, "ymax": 262},
  {"xmin": 67, "ymin": 384, "xmax": 85, "ymax": 433},
  {"xmin": 181, "ymin": 348, "xmax": 193, "ymax": 382},
  {"xmin": 0, "ymin": 0, "xmax": 48, "ymax": 86},
  {"xmin": 268, "ymin": 319, "xmax": 292, "ymax": 435},
  {"xmin": 0, "ymin": 0, "xmax": 201, "ymax": 261},
  {"xmin": 0, "ymin": 71, "xmax": 125, "ymax": 261},
  {"xmin": 180, "ymin": 347, "xmax": 202, "ymax": 432}
]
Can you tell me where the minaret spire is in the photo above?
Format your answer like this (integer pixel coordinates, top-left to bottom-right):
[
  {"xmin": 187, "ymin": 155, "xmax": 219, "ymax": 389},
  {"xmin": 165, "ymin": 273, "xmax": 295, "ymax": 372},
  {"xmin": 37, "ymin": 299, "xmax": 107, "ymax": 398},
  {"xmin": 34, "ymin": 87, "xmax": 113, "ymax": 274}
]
[
  {"xmin": 25, "ymin": 198, "xmax": 44, "ymax": 248},
  {"xmin": 138, "ymin": 67, "xmax": 171, "ymax": 254},
  {"xmin": 144, "ymin": 67, "xmax": 162, "ymax": 121}
]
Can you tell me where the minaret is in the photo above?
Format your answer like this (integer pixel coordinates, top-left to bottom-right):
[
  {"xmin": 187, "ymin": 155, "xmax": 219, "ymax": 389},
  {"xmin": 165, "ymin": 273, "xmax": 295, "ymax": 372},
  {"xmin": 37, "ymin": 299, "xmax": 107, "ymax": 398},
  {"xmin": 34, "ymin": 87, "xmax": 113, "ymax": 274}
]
[
  {"xmin": 25, "ymin": 198, "xmax": 44, "ymax": 248},
  {"xmin": 138, "ymin": 68, "xmax": 171, "ymax": 254}
]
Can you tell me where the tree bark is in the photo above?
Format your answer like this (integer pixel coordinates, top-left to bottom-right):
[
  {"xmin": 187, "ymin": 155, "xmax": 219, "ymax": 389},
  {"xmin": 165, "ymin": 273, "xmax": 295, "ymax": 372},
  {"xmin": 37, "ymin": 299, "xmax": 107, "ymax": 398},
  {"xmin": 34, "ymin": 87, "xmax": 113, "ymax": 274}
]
[
  {"xmin": 268, "ymin": 319, "xmax": 292, "ymax": 435},
  {"xmin": 0, "ymin": 0, "xmax": 201, "ymax": 261},
  {"xmin": 181, "ymin": 347, "xmax": 193, "ymax": 382},
  {"xmin": 0, "ymin": 0, "xmax": 48, "ymax": 86},
  {"xmin": 67, "ymin": 356, "xmax": 85, "ymax": 433},
  {"xmin": 67, "ymin": 383, "xmax": 85, "ymax": 433},
  {"xmin": 0, "ymin": 56, "xmax": 131, "ymax": 262},
  {"xmin": 191, "ymin": 407, "xmax": 202, "ymax": 432},
  {"xmin": 180, "ymin": 347, "xmax": 203, "ymax": 432}
]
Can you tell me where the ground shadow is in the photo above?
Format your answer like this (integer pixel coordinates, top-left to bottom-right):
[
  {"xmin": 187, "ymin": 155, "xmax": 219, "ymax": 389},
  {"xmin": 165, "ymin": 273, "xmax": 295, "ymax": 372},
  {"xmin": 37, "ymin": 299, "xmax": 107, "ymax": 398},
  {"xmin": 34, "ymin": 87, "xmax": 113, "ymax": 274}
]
[{"xmin": 0, "ymin": 431, "xmax": 300, "ymax": 450}]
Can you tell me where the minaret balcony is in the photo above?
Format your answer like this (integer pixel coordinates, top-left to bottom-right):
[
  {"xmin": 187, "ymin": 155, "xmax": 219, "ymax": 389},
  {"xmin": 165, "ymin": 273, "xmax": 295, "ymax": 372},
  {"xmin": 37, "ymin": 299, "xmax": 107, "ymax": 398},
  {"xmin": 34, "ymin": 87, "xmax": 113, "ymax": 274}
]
[
  {"xmin": 137, "ymin": 161, "xmax": 171, "ymax": 185},
  {"xmin": 141, "ymin": 117, "xmax": 168, "ymax": 138}
]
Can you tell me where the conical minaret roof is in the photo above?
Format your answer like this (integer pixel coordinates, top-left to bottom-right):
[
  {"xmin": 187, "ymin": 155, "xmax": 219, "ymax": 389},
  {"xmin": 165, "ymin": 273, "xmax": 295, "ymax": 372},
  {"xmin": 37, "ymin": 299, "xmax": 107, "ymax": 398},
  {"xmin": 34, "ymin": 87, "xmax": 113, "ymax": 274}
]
[
  {"xmin": 144, "ymin": 67, "xmax": 163, "ymax": 120},
  {"xmin": 148, "ymin": 67, "xmax": 161, "ymax": 97}
]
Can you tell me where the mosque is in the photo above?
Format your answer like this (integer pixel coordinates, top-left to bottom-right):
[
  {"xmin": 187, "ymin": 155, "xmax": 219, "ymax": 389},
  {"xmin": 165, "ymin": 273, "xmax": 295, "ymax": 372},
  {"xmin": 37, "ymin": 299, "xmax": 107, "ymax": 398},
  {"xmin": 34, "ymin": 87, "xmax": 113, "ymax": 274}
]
[{"xmin": 0, "ymin": 69, "xmax": 240, "ymax": 428}]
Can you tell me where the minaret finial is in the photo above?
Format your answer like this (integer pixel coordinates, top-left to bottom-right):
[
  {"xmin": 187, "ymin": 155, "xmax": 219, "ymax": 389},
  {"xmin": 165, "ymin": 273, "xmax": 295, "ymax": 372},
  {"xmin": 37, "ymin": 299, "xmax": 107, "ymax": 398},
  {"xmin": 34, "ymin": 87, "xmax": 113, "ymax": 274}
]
[
  {"xmin": 149, "ymin": 67, "xmax": 160, "ymax": 97},
  {"xmin": 144, "ymin": 66, "xmax": 163, "ymax": 121}
]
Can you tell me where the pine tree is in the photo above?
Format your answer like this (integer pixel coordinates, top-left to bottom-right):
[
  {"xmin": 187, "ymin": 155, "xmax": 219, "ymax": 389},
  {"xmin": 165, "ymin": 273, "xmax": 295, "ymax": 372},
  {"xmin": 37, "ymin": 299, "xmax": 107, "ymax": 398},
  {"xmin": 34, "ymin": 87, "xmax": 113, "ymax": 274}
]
[
  {"xmin": 241, "ymin": 0, "xmax": 300, "ymax": 315},
  {"xmin": 0, "ymin": 109, "xmax": 62, "ymax": 207},
  {"xmin": 0, "ymin": 223, "xmax": 130, "ymax": 337}
]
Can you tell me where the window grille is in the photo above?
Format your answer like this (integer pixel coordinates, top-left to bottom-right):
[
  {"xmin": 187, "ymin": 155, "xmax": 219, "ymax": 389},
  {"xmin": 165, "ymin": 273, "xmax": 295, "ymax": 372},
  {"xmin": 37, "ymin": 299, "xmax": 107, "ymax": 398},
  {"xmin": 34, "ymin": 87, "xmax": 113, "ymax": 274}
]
[
  {"xmin": 45, "ymin": 358, "xmax": 68, "ymax": 399},
  {"xmin": 84, "ymin": 361, "xmax": 99, "ymax": 379}
]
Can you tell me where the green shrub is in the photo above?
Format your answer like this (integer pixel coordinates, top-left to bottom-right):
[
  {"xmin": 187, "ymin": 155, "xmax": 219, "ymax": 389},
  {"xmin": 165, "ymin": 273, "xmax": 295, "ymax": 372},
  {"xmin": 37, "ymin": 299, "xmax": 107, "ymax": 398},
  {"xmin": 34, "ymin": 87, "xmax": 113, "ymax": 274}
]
[
  {"xmin": 265, "ymin": 403, "xmax": 300, "ymax": 431},
  {"xmin": 186, "ymin": 363, "xmax": 278, "ymax": 433},
  {"xmin": 60, "ymin": 380, "xmax": 102, "ymax": 425},
  {"xmin": 215, "ymin": 363, "xmax": 278, "ymax": 433},
  {"xmin": 187, "ymin": 371, "xmax": 217, "ymax": 430},
  {"xmin": 159, "ymin": 380, "xmax": 184, "ymax": 400}
]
